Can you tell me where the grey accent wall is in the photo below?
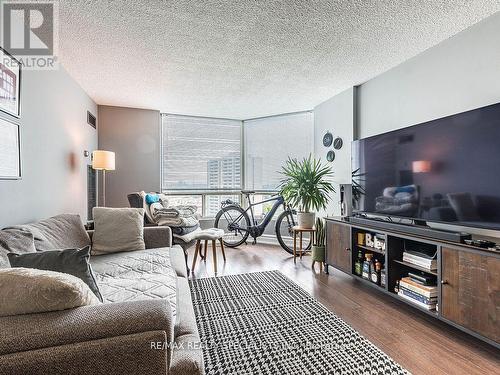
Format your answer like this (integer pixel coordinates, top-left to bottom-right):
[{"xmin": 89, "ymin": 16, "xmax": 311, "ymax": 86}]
[
  {"xmin": 97, "ymin": 105, "xmax": 160, "ymax": 208},
  {"xmin": 0, "ymin": 67, "xmax": 97, "ymax": 228},
  {"xmin": 357, "ymin": 12, "xmax": 500, "ymax": 138}
]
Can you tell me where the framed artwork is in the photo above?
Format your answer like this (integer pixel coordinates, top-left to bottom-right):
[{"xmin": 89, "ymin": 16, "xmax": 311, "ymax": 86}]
[
  {"xmin": 0, "ymin": 47, "xmax": 21, "ymax": 118},
  {"xmin": 0, "ymin": 117, "xmax": 21, "ymax": 179}
]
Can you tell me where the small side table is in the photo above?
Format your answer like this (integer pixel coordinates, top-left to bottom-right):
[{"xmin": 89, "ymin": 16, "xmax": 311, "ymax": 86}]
[{"xmin": 292, "ymin": 226, "xmax": 315, "ymax": 264}]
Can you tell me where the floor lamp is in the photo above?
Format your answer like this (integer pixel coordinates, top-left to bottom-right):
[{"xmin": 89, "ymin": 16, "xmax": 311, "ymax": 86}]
[{"xmin": 92, "ymin": 150, "xmax": 115, "ymax": 207}]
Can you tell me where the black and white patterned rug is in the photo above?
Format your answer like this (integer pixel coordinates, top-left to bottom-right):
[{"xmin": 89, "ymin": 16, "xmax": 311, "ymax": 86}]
[{"xmin": 189, "ymin": 270, "xmax": 410, "ymax": 375}]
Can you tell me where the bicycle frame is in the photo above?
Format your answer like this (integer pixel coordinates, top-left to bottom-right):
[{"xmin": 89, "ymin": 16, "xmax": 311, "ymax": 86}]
[
  {"xmin": 224, "ymin": 194, "xmax": 286, "ymax": 238},
  {"xmin": 247, "ymin": 194, "xmax": 284, "ymax": 228}
]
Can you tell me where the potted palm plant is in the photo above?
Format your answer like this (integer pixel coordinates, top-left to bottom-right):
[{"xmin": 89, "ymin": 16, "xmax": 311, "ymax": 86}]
[
  {"xmin": 279, "ymin": 154, "xmax": 335, "ymax": 228},
  {"xmin": 312, "ymin": 217, "xmax": 326, "ymax": 265}
]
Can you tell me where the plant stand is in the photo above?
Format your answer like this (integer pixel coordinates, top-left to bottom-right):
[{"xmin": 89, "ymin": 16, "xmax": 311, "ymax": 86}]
[
  {"xmin": 311, "ymin": 245, "xmax": 325, "ymax": 273},
  {"xmin": 292, "ymin": 226, "xmax": 315, "ymax": 264}
]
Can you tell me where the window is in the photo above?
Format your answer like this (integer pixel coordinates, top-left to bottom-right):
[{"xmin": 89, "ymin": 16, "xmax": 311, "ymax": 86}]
[
  {"xmin": 162, "ymin": 115, "xmax": 242, "ymax": 191},
  {"xmin": 243, "ymin": 112, "xmax": 314, "ymax": 191},
  {"xmin": 204, "ymin": 194, "xmax": 241, "ymax": 217},
  {"xmin": 161, "ymin": 112, "xmax": 313, "ymax": 217}
]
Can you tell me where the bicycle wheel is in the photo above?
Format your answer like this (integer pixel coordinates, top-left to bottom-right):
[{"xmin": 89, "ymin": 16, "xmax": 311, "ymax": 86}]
[
  {"xmin": 214, "ymin": 205, "xmax": 250, "ymax": 247},
  {"xmin": 275, "ymin": 210, "xmax": 312, "ymax": 254}
]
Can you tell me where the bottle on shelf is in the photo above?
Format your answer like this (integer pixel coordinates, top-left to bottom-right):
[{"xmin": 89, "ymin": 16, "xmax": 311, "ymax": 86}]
[
  {"xmin": 362, "ymin": 253, "xmax": 373, "ymax": 280},
  {"xmin": 354, "ymin": 250, "xmax": 363, "ymax": 276},
  {"xmin": 371, "ymin": 259, "xmax": 382, "ymax": 285}
]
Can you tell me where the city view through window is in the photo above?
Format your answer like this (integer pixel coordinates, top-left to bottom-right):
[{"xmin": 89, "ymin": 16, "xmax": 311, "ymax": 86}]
[{"xmin": 161, "ymin": 112, "xmax": 314, "ymax": 217}]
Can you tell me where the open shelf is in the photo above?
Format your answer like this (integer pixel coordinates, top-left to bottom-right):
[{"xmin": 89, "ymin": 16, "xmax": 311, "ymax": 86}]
[
  {"xmin": 352, "ymin": 274, "xmax": 385, "ymax": 290},
  {"xmin": 355, "ymin": 243, "xmax": 385, "ymax": 255},
  {"xmin": 391, "ymin": 292, "xmax": 439, "ymax": 317},
  {"xmin": 393, "ymin": 259, "xmax": 438, "ymax": 276}
]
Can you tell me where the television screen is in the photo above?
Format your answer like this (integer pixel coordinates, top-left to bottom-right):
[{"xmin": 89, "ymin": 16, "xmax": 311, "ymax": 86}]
[{"xmin": 352, "ymin": 102, "xmax": 500, "ymax": 230}]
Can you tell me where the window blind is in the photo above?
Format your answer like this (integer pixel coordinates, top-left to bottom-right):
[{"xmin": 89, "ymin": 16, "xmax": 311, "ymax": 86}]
[
  {"xmin": 243, "ymin": 112, "xmax": 314, "ymax": 191},
  {"xmin": 162, "ymin": 115, "xmax": 242, "ymax": 190}
]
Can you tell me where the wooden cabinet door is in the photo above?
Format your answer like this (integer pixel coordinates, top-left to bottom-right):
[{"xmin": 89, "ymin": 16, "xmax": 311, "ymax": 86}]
[
  {"xmin": 441, "ymin": 247, "xmax": 500, "ymax": 343},
  {"xmin": 326, "ymin": 221, "xmax": 351, "ymax": 274}
]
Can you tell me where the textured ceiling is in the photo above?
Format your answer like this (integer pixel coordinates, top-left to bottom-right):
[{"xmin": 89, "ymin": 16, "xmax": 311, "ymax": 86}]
[{"xmin": 59, "ymin": 1, "xmax": 500, "ymax": 119}]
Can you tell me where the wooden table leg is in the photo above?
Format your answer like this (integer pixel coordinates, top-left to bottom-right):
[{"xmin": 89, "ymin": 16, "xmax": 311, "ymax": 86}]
[
  {"xmin": 320, "ymin": 261, "xmax": 323, "ymax": 273},
  {"xmin": 212, "ymin": 240, "xmax": 217, "ymax": 274},
  {"xmin": 293, "ymin": 231, "xmax": 297, "ymax": 264},
  {"xmin": 300, "ymin": 231, "xmax": 303, "ymax": 259},
  {"xmin": 203, "ymin": 240, "xmax": 208, "ymax": 261},
  {"xmin": 191, "ymin": 240, "xmax": 200, "ymax": 274},
  {"xmin": 219, "ymin": 238, "xmax": 226, "ymax": 261}
]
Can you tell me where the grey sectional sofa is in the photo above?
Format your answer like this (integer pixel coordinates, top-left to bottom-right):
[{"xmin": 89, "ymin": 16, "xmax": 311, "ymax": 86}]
[{"xmin": 0, "ymin": 214, "xmax": 203, "ymax": 375}]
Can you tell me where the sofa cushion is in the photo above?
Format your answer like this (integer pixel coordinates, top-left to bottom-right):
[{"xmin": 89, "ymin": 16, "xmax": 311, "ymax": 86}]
[
  {"xmin": 0, "ymin": 267, "xmax": 100, "ymax": 317},
  {"xmin": 92, "ymin": 207, "xmax": 146, "ymax": 255},
  {"xmin": 8, "ymin": 246, "xmax": 103, "ymax": 301},
  {"xmin": 0, "ymin": 229, "xmax": 36, "ymax": 268},
  {"xmin": 91, "ymin": 247, "xmax": 177, "ymax": 318},
  {"xmin": 7, "ymin": 214, "xmax": 91, "ymax": 251}
]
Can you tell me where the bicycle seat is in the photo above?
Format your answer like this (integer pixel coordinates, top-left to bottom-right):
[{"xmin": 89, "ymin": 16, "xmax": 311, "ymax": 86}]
[{"xmin": 241, "ymin": 190, "xmax": 255, "ymax": 195}]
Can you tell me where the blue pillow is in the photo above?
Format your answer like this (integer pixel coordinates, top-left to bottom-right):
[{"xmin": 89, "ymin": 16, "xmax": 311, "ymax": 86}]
[{"xmin": 145, "ymin": 193, "xmax": 160, "ymax": 205}]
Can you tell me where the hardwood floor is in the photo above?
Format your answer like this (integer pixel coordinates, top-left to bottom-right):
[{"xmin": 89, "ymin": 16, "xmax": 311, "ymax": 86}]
[{"xmin": 189, "ymin": 242, "xmax": 500, "ymax": 375}]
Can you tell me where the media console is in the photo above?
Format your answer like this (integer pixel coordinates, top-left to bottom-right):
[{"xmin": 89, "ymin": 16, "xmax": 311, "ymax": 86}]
[{"xmin": 325, "ymin": 216, "xmax": 499, "ymax": 348}]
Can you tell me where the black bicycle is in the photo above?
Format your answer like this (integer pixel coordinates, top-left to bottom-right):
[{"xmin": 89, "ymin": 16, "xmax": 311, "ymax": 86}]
[{"xmin": 214, "ymin": 191, "xmax": 312, "ymax": 254}]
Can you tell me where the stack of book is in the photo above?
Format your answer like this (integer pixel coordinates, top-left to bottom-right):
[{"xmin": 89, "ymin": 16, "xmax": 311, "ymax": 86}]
[
  {"xmin": 402, "ymin": 250, "xmax": 437, "ymax": 271},
  {"xmin": 398, "ymin": 277, "xmax": 438, "ymax": 310}
]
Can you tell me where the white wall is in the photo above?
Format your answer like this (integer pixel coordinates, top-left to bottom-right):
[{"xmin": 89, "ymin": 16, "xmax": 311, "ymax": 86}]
[
  {"xmin": 314, "ymin": 87, "xmax": 355, "ymax": 217},
  {"xmin": 0, "ymin": 67, "xmax": 97, "ymax": 228}
]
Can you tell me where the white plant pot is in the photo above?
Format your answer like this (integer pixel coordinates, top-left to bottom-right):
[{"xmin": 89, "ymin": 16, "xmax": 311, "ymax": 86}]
[{"xmin": 297, "ymin": 212, "xmax": 315, "ymax": 229}]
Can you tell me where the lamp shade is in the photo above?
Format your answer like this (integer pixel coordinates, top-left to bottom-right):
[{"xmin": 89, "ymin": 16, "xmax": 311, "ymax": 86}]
[{"xmin": 92, "ymin": 150, "xmax": 115, "ymax": 171}]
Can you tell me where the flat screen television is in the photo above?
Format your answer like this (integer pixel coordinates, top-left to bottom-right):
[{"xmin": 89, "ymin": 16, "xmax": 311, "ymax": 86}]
[{"xmin": 352, "ymin": 102, "xmax": 500, "ymax": 231}]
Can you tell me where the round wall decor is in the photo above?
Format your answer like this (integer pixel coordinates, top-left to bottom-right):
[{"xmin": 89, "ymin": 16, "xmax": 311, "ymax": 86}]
[
  {"xmin": 323, "ymin": 132, "xmax": 333, "ymax": 147},
  {"xmin": 333, "ymin": 137, "xmax": 343, "ymax": 150},
  {"xmin": 326, "ymin": 150, "xmax": 335, "ymax": 162}
]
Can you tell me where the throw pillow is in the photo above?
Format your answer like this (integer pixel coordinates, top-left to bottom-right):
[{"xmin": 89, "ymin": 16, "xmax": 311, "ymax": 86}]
[
  {"xmin": 145, "ymin": 193, "xmax": 160, "ymax": 205},
  {"xmin": 8, "ymin": 246, "xmax": 103, "ymax": 301},
  {"xmin": 5, "ymin": 214, "xmax": 91, "ymax": 251},
  {"xmin": 91, "ymin": 207, "xmax": 146, "ymax": 255},
  {"xmin": 0, "ymin": 229, "xmax": 37, "ymax": 269},
  {"xmin": 0, "ymin": 267, "xmax": 100, "ymax": 317}
]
